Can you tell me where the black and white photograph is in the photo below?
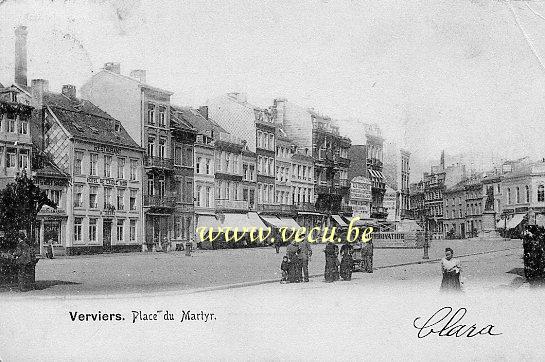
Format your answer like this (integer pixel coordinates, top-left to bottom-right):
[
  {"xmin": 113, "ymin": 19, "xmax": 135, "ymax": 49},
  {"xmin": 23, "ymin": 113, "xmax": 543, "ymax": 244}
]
[{"xmin": 1, "ymin": 0, "xmax": 545, "ymax": 360}]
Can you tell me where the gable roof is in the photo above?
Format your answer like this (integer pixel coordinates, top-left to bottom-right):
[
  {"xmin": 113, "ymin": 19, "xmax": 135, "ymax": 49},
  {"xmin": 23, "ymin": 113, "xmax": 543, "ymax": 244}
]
[
  {"xmin": 35, "ymin": 158, "xmax": 70, "ymax": 179},
  {"xmin": 172, "ymin": 105, "xmax": 226, "ymax": 136},
  {"xmin": 100, "ymin": 69, "xmax": 174, "ymax": 95},
  {"xmin": 44, "ymin": 92, "xmax": 141, "ymax": 150}
]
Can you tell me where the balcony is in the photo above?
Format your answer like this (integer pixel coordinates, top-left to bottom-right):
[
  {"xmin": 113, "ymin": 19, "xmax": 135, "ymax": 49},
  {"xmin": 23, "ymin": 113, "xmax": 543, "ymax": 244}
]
[
  {"xmin": 257, "ymin": 203, "xmax": 296, "ymax": 214},
  {"xmin": 371, "ymin": 206, "xmax": 388, "ymax": 217},
  {"xmin": 144, "ymin": 156, "xmax": 174, "ymax": 170},
  {"xmin": 215, "ymin": 199, "xmax": 249, "ymax": 212},
  {"xmin": 144, "ymin": 195, "xmax": 176, "ymax": 208},
  {"xmin": 367, "ymin": 158, "xmax": 383, "ymax": 169}
]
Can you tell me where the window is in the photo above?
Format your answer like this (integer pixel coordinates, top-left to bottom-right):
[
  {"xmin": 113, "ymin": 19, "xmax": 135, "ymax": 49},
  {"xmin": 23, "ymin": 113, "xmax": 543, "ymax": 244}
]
[
  {"xmin": 206, "ymin": 186, "xmax": 211, "ymax": 207},
  {"xmin": 249, "ymin": 165, "xmax": 255, "ymax": 181},
  {"xmin": 257, "ymin": 131, "xmax": 262, "ymax": 148},
  {"xmin": 104, "ymin": 187, "xmax": 113, "ymax": 207},
  {"xmin": 74, "ymin": 217, "xmax": 83, "ymax": 242},
  {"xmin": 130, "ymin": 189, "xmax": 137, "ymax": 210},
  {"xmin": 74, "ymin": 185, "xmax": 84, "ymax": 207},
  {"xmin": 147, "ymin": 104, "xmax": 155, "ymax": 125},
  {"xmin": 507, "ymin": 188, "xmax": 511, "ymax": 204},
  {"xmin": 7, "ymin": 114, "xmax": 15, "ymax": 132},
  {"xmin": 101, "ymin": 156, "xmax": 112, "ymax": 179},
  {"xmin": 74, "ymin": 151, "xmax": 83, "ymax": 175},
  {"xmin": 117, "ymin": 189, "xmax": 125, "ymax": 210},
  {"xmin": 526, "ymin": 185, "xmax": 530, "ymax": 203},
  {"xmin": 19, "ymin": 150, "xmax": 29, "ymax": 170},
  {"xmin": 183, "ymin": 145, "xmax": 193, "ymax": 167},
  {"xmin": 258, "ymin": 156, "xmax": 262, "ymax": 174},
  {"xmin": 196, "ymin": 185, "xmax": 202, "ymax": 206},
  {"xmin": 159, "ymin": 138, "xmax": 166, "ymax": 159},
  {"xmin": 147, "ymin": 176, "xmax": 155, "ymax": 196},
  {"xmin": 516, "ymin": 187, "xmax": 520, "ymax": 203},
  {"xmin": 175, "ymin": 146, "xmax": 182, "ymax": 166},
  {"xmin": 225, "ymin": 152, "xmax": 230, "ymax": 172},
  {"xmin": 158, "ymin": 177, "xmax": 165, "ymax": 197},
  {"xmin": 89, "ymin": 186, "xmax": 98, "ymax": 208},
  {"xmin": 90, "ymin": 153, "xmax": 98, "ymax": 176},
  {"xmin": 50, "ymin": 190, "xmax": 61, "ymax": 206},
  {"xmin": 539, "ymin": 185, "xmax": 545, "ymax": 202},
  {"xmin": 116, "ymin": 219, "xmax": 124, "ymax": 242},
  {"xmin": 89, "ymin": 219, "xmax": 97, "ymax": 242},
  {"xmin": 268, "ymin": 158, "xmax": 273, "ymax": 175},
  {"xmin": 130, "ymin": 159, "xmax": 138, "ymax": 181},
  {"xmin": 269, "ymin": 134, "xmax": 274, "ymax": 150},
  {"xmin": 19, "ymin": 117, "xmax": 28, "ymax": 135},
  {"xmin": 196, "ymin": 157, "xmax": 201, "ymax": 174},
  {"xmin": 233, "ymin": 154, "xmax": 239, "ymax": 174},
  {"xmin": 117, "ymin": 158, "xmax": 125, "ymax": 179},
  {"xmin": 130, "ymin": 220, "xmax": 137, "ymax": 242},
  {"xmin": 6, "ymin": 148, "xmax": 16, "ymax": 168},
  {"xmin": 185, "ymin": 179, "xmax": 193, "ymax": 203},
  {"xmin": 147, "ymin": 137, "xmax": 155, "ymax": 157},
  {"xmin": 159, "ymin": 107, "xmax": 166, "ymax": 127},
  {"xmin": 206, "ymin": 159, "xmax": 211, "ymax": 174}
]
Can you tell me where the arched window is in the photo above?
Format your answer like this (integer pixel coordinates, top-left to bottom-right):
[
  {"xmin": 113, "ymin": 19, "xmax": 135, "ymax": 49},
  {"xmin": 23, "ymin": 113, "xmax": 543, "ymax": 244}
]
[
  {"xmin": 526, "ymin": 185, "xmax": 530, "ymax": 203},
  {"xmin": 539, "ymin": 185, "xmax": 545, "ymax": 202},
  {"xmin": 507, "ymin": 188, "xmax": 511, "ymax": 204},
  {"xmin": 516, "ymin": 187, "xmax": 520, "ymax": 203}
]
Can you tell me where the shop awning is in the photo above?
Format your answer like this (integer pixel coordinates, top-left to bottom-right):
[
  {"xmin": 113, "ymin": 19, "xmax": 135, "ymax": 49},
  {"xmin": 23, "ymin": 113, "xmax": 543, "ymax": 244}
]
[
  {"xmin": 506, "ymin": 214, "xmax": 525, "ymax": 229},
  {"xmin": 221, "ymin": 213, "xmax": 250, "ymax": 230},
  {"xmin": 496, "ymin": 219, "xmax": 506, "ymax": 229},
  {"xmin": 196, "ymin": 215, "xmax": 221, "ymax": 230},
  {"xmin": 260, "ymin": 215, "xmax": 282, "ymax": 228},
  {"xmin": 247, "ymin": 212, "xmax": 268, "ymax": 229},
  {"xmin": 278, "ymin": 217, "xmax": 301, "ymax": 230},
  {"xmin": 331, "ymin": 214, "xmax": 348, "ymax": 227}
]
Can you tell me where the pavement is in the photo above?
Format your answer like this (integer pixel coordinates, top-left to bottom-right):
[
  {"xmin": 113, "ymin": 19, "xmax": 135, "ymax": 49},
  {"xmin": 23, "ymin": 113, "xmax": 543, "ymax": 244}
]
[
  {"xmin": 1, "ymin": 238, "xmax": 540, "ymax": 361},
  {"xmin": 1, "ymin": 237, "xmax": 524, "ymax": 296}
]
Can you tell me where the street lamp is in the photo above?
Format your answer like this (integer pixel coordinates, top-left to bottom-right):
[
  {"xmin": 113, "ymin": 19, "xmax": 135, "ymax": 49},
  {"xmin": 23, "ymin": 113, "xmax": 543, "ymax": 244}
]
[{"xmin": 422, "ymin": 210, "xmax": 430, "ymax": 260}]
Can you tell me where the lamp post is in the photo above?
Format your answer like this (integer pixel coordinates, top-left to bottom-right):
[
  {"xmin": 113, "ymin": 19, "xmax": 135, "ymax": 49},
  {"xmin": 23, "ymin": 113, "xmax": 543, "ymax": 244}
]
[{"xmin": 423, "ymin": 210, "xmax": 430, "ymax": 260}]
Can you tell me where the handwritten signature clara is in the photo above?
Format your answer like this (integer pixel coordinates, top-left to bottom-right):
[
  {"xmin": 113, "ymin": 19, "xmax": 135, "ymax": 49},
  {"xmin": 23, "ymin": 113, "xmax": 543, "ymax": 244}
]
[{"xmin": 413, "ymin": 306, "xmax": 502, "ymax": 338}]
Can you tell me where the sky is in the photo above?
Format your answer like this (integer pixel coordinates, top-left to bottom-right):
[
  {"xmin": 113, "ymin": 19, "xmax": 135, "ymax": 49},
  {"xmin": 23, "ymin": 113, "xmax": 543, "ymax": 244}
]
[{"xmin": 2, "ymin": 0, "xmax": 545, "ymax": 179}]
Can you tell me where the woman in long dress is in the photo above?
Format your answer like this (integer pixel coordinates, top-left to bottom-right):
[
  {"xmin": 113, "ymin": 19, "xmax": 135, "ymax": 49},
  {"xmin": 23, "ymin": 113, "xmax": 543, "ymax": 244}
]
[
  {"xmin": 324, "ymin": 243, "xmax": 339, "ymax": 282},
  {"xmin": 440, "ymin": 247, "xmax": 462, "ymax": 291},
  {"xmin": 339, "ymin": 244, "xmax": 353, "ymax": 281}
]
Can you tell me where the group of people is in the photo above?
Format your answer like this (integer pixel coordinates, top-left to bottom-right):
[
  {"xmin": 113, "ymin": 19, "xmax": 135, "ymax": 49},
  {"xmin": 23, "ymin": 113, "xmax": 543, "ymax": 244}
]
[
  {"xmin": 280, "ymin": 239, "xmax": 375, "ymax": 283},
  {"xmin": 281, "ymin": 239, "xmax": 313, "ymax": 283}
]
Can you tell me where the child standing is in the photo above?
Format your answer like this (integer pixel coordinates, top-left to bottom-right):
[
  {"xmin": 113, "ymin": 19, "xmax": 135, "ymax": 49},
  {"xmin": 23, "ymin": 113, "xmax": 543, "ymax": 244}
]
[{"xmin": 280, "ymin": 256, "xmax": 290, "ymax": 283}]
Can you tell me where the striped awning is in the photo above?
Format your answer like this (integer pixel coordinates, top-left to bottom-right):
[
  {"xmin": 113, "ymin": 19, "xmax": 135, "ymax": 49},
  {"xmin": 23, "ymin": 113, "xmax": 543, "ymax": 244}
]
[
  {"xmin": 331, "ymin": 215, "xmax": 348, "ymax": 227},
  {"xmin": 368, "ymin": 169, "xmax": 384, "ymax": 180},
  {"xmin": 506, "ymin": 214, "xmax": 525, "ymax": 229}
]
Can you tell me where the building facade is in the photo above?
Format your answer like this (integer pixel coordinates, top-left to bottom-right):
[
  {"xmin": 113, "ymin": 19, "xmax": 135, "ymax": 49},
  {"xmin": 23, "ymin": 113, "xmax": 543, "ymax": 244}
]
[
  {"xmin": 32, "ymin": 81, "xmax": 144, "ymax": 254},
  {"xmin": 81, "ymin": 64, "xmax": 196, "ymax": 250}
]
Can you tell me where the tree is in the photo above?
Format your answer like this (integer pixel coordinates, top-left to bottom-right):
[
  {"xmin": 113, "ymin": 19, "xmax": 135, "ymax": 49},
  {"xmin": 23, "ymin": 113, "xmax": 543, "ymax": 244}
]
[{"xmin": 0, "ymin": 171, "xmax": 55, "ymax": 250}]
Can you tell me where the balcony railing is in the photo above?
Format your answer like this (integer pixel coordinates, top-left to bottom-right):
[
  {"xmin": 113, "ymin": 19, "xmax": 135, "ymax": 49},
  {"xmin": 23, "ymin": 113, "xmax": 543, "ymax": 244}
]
[
  {"xmin": 144, "ymin": 156, "xmax": 174, "ymax": 170},
  {"xmin": 215, "ymin": 199, "xmax": 249, "ymax": 211},
  {"xmin": 144, "ymin": 195, "xmax": 176, "ymax": 208}
]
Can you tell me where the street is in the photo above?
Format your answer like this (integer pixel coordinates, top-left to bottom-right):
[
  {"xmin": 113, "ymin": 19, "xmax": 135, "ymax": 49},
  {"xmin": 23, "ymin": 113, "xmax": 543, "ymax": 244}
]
[
  {"xmin": 1, "ymin": 238, "xmax": 524, "ymax": 296},
  {"xmin": 0, "ymin": 239, "xmax": 543, "ymax": 361}
]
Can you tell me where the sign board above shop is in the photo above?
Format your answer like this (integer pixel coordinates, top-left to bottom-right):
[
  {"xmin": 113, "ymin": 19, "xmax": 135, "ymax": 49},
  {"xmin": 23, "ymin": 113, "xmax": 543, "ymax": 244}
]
[{"xmin": 87, "ymin": 177, "xmax": 128, "ymax": 186}]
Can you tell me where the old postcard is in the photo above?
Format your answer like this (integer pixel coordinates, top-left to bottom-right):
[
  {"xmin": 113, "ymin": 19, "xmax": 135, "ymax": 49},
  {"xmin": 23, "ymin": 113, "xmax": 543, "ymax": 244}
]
[{"xmin": 1, "ymin": 0, "xmax": 545, "ymax": 360}]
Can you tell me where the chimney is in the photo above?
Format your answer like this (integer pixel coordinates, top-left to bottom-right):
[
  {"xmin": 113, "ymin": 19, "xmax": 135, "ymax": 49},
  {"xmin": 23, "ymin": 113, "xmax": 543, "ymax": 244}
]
[
  {"xmin": 129, "ymin": 69, "xmax": 146, "ymax": 83},
  {"xmin": 104, "ymin": 62, "xmax": 121, "ymax": 74},
  {"xmin": 14, "ymin": 25, "xmax": 28, "ymax": 87},
  {"xmin": 62, "ymin": 84, "xmax": 77, "ymax": 99},
  {"xmin": 31, "ymin": 79, "xmax": 49, "ymax": 109},
  {"xmin": 198, "ymin": 106, "xmax": 209, "ymax": 120},
  {"xmin": 274, "ymin": 98, "xmax": 286, "ymax": 125}
]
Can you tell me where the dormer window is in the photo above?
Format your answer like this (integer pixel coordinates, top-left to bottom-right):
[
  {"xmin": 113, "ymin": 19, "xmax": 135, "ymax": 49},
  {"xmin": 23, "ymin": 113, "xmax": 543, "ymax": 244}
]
[{"xmin": 114, "ymin": 122, "xmax": 121, "ymax": 132}]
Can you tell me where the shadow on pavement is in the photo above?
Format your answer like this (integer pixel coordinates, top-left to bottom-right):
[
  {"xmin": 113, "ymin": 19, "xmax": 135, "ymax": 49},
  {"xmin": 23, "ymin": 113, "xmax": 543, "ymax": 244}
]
[
  {"xmin": 32, "ymin": 280, "xmax": 82, "ymax": 291},
  {"xmin": 507, "ymin": 267, "xmax": 525, "ymax": 277}
]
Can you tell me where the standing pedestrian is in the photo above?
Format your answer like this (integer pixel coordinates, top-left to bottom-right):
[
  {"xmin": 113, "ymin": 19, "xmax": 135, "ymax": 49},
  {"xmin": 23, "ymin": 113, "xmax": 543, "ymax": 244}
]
[
  {"xmin": 324, "ymin": 242, "xmax": 339, "ymax": 282},
  {"xmin": 361, "ymin": 239, "xmax": 374, "ymax": 273},
  {"xmin": 286, "ymin": 240, "xmax": 301, "ymax": 283},
  {"xmin": 339, "ymin": 244, "xmax": 353, "ymax": 281},
  {"xmin": 440, "ymin": 247, "xmax": 462, "ymax": 292},
  {"xmin": 299, "ymin": 238, "xmax": 312, "ymax": 282},
  {"xmin": 13, "ymin": 233, "xmax": 33, "ymax": 292},
  {"xmin": 274, "ymin": 239, "xmax": 281, "ymax": 254},
  {"xmin": 280, "ymin": 256, "xmax": 289, "ymax": 283}
]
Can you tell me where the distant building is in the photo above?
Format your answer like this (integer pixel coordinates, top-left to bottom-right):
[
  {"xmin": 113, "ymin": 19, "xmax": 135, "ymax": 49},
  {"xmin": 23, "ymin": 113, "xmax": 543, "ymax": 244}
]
[{"xmin": 384, "ymin": 185, "xmax": 398, "ymax": 221}]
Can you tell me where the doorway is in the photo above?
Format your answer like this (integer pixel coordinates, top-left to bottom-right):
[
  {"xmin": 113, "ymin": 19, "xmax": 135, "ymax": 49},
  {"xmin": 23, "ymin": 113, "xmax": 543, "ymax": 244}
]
[{"xmin": 103, "ymin": 220, "xmax": 112, "ymax": 252}]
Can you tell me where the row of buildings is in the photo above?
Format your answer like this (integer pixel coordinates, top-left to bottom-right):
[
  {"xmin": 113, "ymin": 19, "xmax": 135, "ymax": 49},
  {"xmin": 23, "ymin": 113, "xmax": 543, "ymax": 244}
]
[
  {"xmin": 409, "ymin": 152, "xmax": 545, "ymax": 239},
  {"xmin": 0, "ymin": 26, "xmax": 411, "ymax": 255}
]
